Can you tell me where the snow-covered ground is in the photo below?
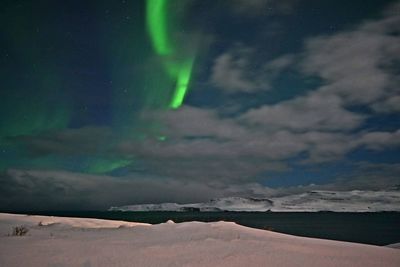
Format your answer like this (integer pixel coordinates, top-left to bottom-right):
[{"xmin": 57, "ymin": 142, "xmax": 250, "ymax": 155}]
[
  {"xmin": 387, "ymin": 243, "xmax": 400, "ymax": 249},
  {"xmin": 1, "ymin": 213, "xmax": 399, "ymax": 267},
  {"xmin": 110, "ymin": 190, "xmax": 400, "ymax": 212},
  {"xmin": 0, "ymin": 213, "xmax": 149, "ymax": 229}
]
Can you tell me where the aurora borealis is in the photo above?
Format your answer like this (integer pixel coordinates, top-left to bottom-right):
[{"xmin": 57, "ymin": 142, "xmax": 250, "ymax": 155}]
[
  {"xmin": 1, "ymin": 0, "xmax": 196, "ymax": 175},
  {"xmin": 1, "ymin": 0, "xmax": 400, "ymax": 210},
  {"xmin": 147, "ymin": 0, "xmax": 172, "ymax": 56},
  {"xmin": 146, "ymin": 0, "xmax": 195, "ymax": 109}
]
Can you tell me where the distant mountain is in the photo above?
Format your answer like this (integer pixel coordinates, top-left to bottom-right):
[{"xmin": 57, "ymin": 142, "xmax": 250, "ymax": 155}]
[
  {"xmin": 110, "ymin": 197, "xmax": 274, "ymax": 212},
  {"xmin": 109, "ymin": 190, "xmax": 400, "ymax": 212},
  {"xmin": 271, "ymin": 190, "xmax": 400, "ymax": 212}
]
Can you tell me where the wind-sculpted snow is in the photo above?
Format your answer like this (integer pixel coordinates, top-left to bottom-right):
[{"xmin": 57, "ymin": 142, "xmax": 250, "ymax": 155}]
[
  {"xmin": 1, "ymin": 213, "xmax": 400, "ymax": 267},
  {"xmin": 110, "ymin": 190, "xmax": 400, "ymax": 212}
]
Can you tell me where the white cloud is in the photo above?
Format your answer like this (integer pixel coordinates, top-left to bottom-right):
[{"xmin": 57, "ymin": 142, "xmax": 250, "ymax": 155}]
[
  {"xmin": 10, "ymin": 3, "xmax": 400, "ymax": 190},
  {"xmin": 357, "ymin": 130, "xmax": 400, "ymax": 150},
  {"xmin": 300, "ymin": 4, "xmax": 400, "ymax": 105},
  {"xmin": 121, "ymin": 104, "xmax": 399, "ymax": 178},
  {"xmin": 154, "ymin": 106, "xmax": 247, "ymax": 140},
  {"xmin": 211, "ymin": 47, "xmax": 269, "ymax": 93},
  {"xmin": 211, "ymin": 48, "xmax": 297, "ymax": 94},
  {"xmin": 241, "ymin": 92, "xmax": 364, "ymax": 132},
  {"xmin": 372, "ymin": 96, "xmax": 400, "ymax": 113},
  {"xmin": 231, "ymin": 0, "xmax": 298, "ymax": 16},
  {"xmin": 264, "ymin": 54, "xmax": 295, "ymax": 71}
]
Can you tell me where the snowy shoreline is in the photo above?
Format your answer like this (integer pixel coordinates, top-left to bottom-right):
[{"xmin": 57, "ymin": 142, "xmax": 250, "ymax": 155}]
[{"xmin": 1, "ymin": 213, "xmax": 399, "ymax": 267}]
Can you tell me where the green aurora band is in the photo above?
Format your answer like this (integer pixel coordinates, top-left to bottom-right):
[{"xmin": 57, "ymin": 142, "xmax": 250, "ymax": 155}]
[
  {"xmin": 146, "ymin": 0, "xmax": 195, "ymax": 109},
  {"xmin": 146, "ymin": 0, "xmax": 172, "ymax": 55},
  {"xmin": 170, "ymin": 58, "xmax": 194, "ymax": 108},
  {"xmin": 1, "ymin": 1, "xmax": 196, "ymax": 175}
]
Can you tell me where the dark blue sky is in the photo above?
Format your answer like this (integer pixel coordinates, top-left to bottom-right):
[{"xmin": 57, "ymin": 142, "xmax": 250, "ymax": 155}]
[{"xmin": 0, "ymin": 0, "xmax": 399, "ymax": 210}]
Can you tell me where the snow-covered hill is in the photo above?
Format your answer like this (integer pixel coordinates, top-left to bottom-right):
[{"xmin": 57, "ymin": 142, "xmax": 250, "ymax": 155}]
[
  {"xmin": 110, "ymin": 197, "xmax": 274, "ymax": 212},
  {"xmin": 272, "ymin": 190, "xmax": 400, "ymax": 212},
  {"xmin": 109, "ymin": 190, "xmax": 400, "ymax": 212}
]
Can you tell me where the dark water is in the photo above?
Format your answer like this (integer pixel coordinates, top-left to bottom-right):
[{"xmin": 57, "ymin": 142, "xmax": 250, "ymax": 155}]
[{"xmin": 22, "ymin": 211, "xmax": 400, "ymax": 246}]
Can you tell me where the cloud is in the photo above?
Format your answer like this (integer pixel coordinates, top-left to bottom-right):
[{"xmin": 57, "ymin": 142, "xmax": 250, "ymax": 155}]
[
  {"xmin": 5, "ymin": 3, "xmax": 400, "ymax": 197},
  {"xmin": 210, "ymin": 47, "xmax": 295, "ymax": 93},
  {"xmin": 240, "ymin": 92, "xmax": 364, "ymax": 132},
  {"xmin": 292, "ymin": 129, "xmax": 400, "ymax": 163},
  {"xmin": 2, "ymin": 161, "xmax": 398, "ymax": 211},
  {"xmin": 231, "ymin": 0, "xmax": 299, "ymax": 16},
  {"xmin": 13, "ymin": 126, "xmax": 113, "ymax": 156},
  {"xmin": 119, "ymin": 107, "xmax": 291, "ymax": 180},
  {"xmin": 122, "ymin": 104, "xmax": 397, "ymax": 179},
  {"xmin": 148, "ymin": 106, "xmax": 361, "ymax": 164},
  {"xmin": 152, "ymin": 106, "xmax": 247, "ymax": 140},
  {"xmin": 213, "ymin": 1, "xmax": 400, "ymax": 105},
  {"xmin": 207, "ymin": 1, "xmax": 400, "ymax": 165},
  {"xmin": 357, "ymin": 130, "xmax": 400, "ymax": 150},
  {"xmin": 210, "ymin": 47, "xmax": 270, "ymax": 93},
  {"xmin": 372, "ymin": 96, "xmax": 400, "ymax": 113},
  {"xmin": 331, "ymin": 161, "xmax": 400, "ymax": 190},
  {"xmin": 0, "ymin": 169, "xmax": 278, "ymax": 211},
  {"xmin": 300, "ymin": 3, "xmax": 400, "ymax": 106},
  {"xmin": 264, "ymin": 54, "xmax": 295, "ymax": 71},
  {"xmin": 10, "ymin": 105, "xmax": 399, "ymax": 183}
]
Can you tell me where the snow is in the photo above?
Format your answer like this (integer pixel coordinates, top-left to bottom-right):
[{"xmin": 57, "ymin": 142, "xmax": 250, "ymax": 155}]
[
  {"xmin": 272, "ymin": 190, "xmax": 400, "ymax": 212},
  {"xmin": 110, "ymin": 196, "xmax": 274, "ymax": 212},
  {"xmin": 0, "ymin": 213, "xmax": 149, "ymax": 230},
  {"xmin": 1, "ymin": 213, "xmax": 399, "ymax": 267},
  {"xmin": 110, "ymin": 190, "xmax": 400, "ymax": 212},
  {"xmin": 387, "ymin": 243, "xmax": 400, "ymax": 249}
]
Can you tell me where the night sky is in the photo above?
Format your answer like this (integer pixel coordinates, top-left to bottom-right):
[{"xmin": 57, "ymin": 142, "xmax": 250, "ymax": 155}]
[{"xmin": 1, "ymin": 0, "xmax": 400, "ymax": 210}]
